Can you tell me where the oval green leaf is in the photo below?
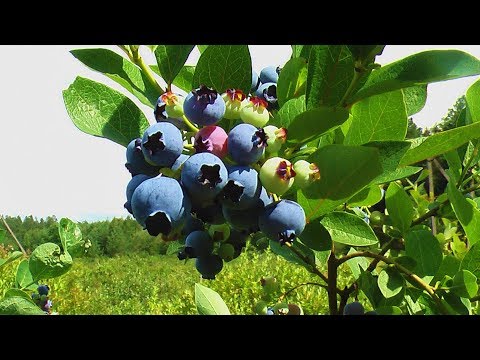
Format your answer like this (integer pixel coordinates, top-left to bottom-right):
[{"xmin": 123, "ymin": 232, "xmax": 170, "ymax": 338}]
[
  {"xmin": 29, "ymin": 243, "xmax": 73, "ymax": 281},
  {"xmin": 348, "ymin": 185, "xmax": 383, "ymax": 207},
  {"xmin": 0, "ymin": 250, "xmax": 23, "ymax": 269},
  {"xmin": 461, "ymin": 243, "xmax": 480, "ymax": 278},
  {"xmin": 405, "ymin": 229, "xmax": 443, "ymax": 277},
  {"xmin": 385, "ymin": 182, "xmax": 414, "ymax": 235},
  {"xmin": 320, "ymin": 211, "xmax": 378, "ymax": 246},
  {"xmin": 16, "ymin": 259, "xmax": 36, "ymax": 290},
  {"xmin": 452, "ymin": 269, "xmax": 478, "ymax": 298},
  {"xmin": 4, "ymin": 288, "xmax": 35, "ymax": 303},
  {"xmin": 0, "ymin": 296, "xmax": 45, "ymax": 315},
  {"xmin": 377, "ymin": 268, "xmax": 405, "ymax": 298},
  {"xmin": 154, "ymin": 45, "xmax": 195, "ymax": 85},
  {"xmin": 277, "ymin": 57, "xmax": 307, "ymax": 107},
  {"xmin": 194, "ymin": 283, "xmax": 230, "ymax": 315},
  {"xmin": 63, "ymin": 76, "xmax": 150, "ymax": 147},
  {"xmin": 59, "ymin": 218, "xmax": 85, "ymax": 257}
]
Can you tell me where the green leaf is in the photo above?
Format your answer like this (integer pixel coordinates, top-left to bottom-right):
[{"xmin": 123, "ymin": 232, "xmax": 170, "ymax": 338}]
[
  {"xmin": 63, "ymin": 77, "xmax": 150, "ymax": 147},
  {"xmin": 151, "ymin": 65, "xmax": 195, "ymax": 93},
  {"xmin": 287, "ymin": 107, "xmax": 350, "ymax": 145},
  {"xmin": 58, "ymin": 218, "xmax": 84, "ymax": 257},
  {"xmin": 345, "ymin": 90, "xmax": 407, "ymax": 145},
  {"xmin": 197, "ymin": 45, "xmax": 208, "ymax": 54},
  {"xmin": 276, "ymin": 96, "xmax": 306, "ymax": 128},
  {"xmin": 400, "ymin": 120, "xmax": 480, "ymax": 166},
  {"xmin": 433, "ymin": 255, "xmax": 460, "ymax": 284},
  {"xmin": 402, "ymin": 85, "xmax": 428, "ymax": 116},
  {"xmin": 154, "ymin": 45, "xmax": 195, "ymax": 85},
  {"xmin": 348, "ymin": 185, "xmax": 383, "ymax": 207},
  {"xmin": 297, "ymin": 190, "xmax": 343, "ymax": 222},
  {"xmin": 452, "ymin": 269, "xmax": 478, "ymax": 298},
  {"xmin": 303, "ymin": 144, "xmax": 383, "ymax": 200},
  {"xmin": 306, "ymin": 45, "xmax": 354, "ymax": 109},
  {"xmin": 358, "ymin": 271, "xmax": 382, "ymax": 308},
  {"xmin": 146, "ymin": 45, "xmax": 158, "ymax": 52},
  {"xmin": 349, "ymin": 50, "xmax": 480, "ymax": 104},
  {"xmin": 345, "ymin": 247, "xmax": 369, "ymax": 280},
  {"xmin": 29, "ymin": 243, "xmax": 73, "ymax": 281},
  {"xmin": 0, "ymin": 251, "xmax": 23, "ymax": 269},
  {"xmin": 447, "ymin": 182, "xmax": 480, "ymax": 246},
  {"xmin": 462, "ymin": 140, "xmax": 480, "ymax": 168},
  {"xmin": 375, "ymin": 306, "xmax": 403, "ymax": 315},
  {"xmin": 192, "ymin": 45, "xmax": 252, "ymax": 94},
  {"xmin": 298, "ymin": 220, "xmax": 332, "ymax": 251},
  {"xmin": 377, "ymin": 267, "xmax": 405, "ymax": 298},
  {"xmin": 405, "ymin": 229, "xmax": 443, "ymax": 277},
  {"xmin": 16, "ymin": 259, "xmax": 35, "ymax": 289},
  {"xmin": 0, "ymin": 296, "xmax": 45, "ymax": 315},
  {"xmin": 320, "ymin": 212, "xmax": 378, "ymax": 246},
  {"xmin": 269, "ymin": 239, "xmax": 316, "ymax": 270},
  {"xmin": 461, "ymin": 243, "xmax": 480, "ymax": 278},
  {"xmin": 466, "ymin": 78, "xmax": 480, "ymax": 122},
  {"xmin": 442, "ymin": 292, "xmax": 471, "ymax": 315},
  {"xmin": 277, "ymin": 57, "xmax": 308, "ymax": 107},
  {"xmin": 348, "ymin": 45, "xmax": 385, "ymax": 64},
  {"xmin": 70, "ymin": 48, "xmax": 159, "ymax": 108},
  {"xmin": 444, "ymin": 150, "xmax": 462, "ymax": 184},
  {"xmin": 194, "ymin": 283, "xmax": 230, "ymax": 315},
  {"xmin": 3, "ymin": 288, "xmax": 35, "ymax": 303},
  {"xmin": 385, "ymin": 182, "xmax": 414, "ymax": 234}
]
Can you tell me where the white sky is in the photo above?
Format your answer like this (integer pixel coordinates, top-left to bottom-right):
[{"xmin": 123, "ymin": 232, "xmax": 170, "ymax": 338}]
[{"xmin": 1, "ymin": 45, "xmax": 479, "ymax": 222}]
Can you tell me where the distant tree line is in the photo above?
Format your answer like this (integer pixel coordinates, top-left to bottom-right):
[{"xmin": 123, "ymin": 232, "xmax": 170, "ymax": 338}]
[{"xmin": 0, "ymin": 215, "xmax": 169, "ymax": 257}]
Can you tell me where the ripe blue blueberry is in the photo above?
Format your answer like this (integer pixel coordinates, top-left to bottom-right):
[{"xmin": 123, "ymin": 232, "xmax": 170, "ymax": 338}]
[
  {"xmin": 182, "ymin": 230, "xmax": 214, "ymax": 258},
  {"xmin": 255, "ymin": 82, "xmax": 278, "ymax": 111},
  {"xmin": 258, "ymin": 200, "xmax": 306, "ymax": 245},
  {"xmin": 181, "ymin": 214, "xmax": 205, "ymax": 236},
  {"xmin": 125, "ymin": 138, "xmax": 161, "ymax": 177},
  {"xmin": 222, "ymin": 166, "xmax": 262, "ymax": 210},
  {"xmin": 343, "ymin": 301, "xmax": 365, "ymax": 315},
  {"xmin": 195, "ymin": 254, "xmax": 224, "ymax": 280},
  {"xmin": 228, "ymin": 124, "xmax": 268, "ymax": 165},
  {"xmin": 124, "ymin": 174, "xmax": 153, "ymax": 215},
  {"xmin": 131, "ymin": 175, "xmax": 191, "ymax": 236},
  {"xmin": 180, "ymin": 152, "xmax": 228, "ymax": 203},
  {"xmin": 259, "ymin": 66, "xmax": 281, "ymax": 84},
  {"xmin": 183, "ymin": 85, "xmax": 226, "ymax": 126},
  {"xmin": 141, "ymin": 122, "xmax": 183, "ymax": 168},
  {"xmin": 37, "ymin": 285, "xmax": 49, "ymax": 296}
]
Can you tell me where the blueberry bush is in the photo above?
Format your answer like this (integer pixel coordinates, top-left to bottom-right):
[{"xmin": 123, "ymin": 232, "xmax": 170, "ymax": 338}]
[
  {"xmin": 0, "ymin": 217, "xmax": 89, "ymax": 314},
  {"xmin": 62, "ymin": 45, "xmax": 480, "ymax": 315}
]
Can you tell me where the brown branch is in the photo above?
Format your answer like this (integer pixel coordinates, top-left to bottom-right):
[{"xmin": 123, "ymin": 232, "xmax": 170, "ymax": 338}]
[
  {"xmin": 278, "ymin": 282, "xmax": 328, "ymax": 303},
  {"xmin": 1, "ymin": 215, "xmax": 26, "ymax": 256}
]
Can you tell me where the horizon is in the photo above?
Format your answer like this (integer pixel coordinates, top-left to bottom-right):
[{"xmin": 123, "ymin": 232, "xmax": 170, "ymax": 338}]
[{"xmin": 1, "ymin": 45, "xmax": 479, "ymax": 222}]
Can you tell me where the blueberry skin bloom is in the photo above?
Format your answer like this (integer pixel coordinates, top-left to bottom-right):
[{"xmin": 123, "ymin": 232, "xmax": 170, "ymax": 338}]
[
  {"xmin": 141, "ymin": 122, "xmax": 183, "ymax": 168},
  {"xmin": 125, "ymin": 138, "xmax": 161, "ymax": 177},
  {"xmin": 180, "ymin": 152, "xmax": 228, "ymax": 203},
  {"xmin": 37, "ymin": 285, "xmax": 49, "ymax": 296},
  {"xmin": 124, "ymin": 174, "xmax": 153, "ymax": 215},
  {"xmin": 228, "ymin": 124, "xmax": 268, "ymax": 165},
  {"xmin": 131, "ymin": 175, "xmax": 191, "ymax": 236},
  {"xmin": 222, "ymin": 166, "xmax": 262, "ymax": 210},
  {"xmin": 183, "ymin": 85, "xmax": 226, "ymax": 126},
  {"xmin": 258, "ymin": 200, "xmax": 306, "ymax": 245},
  {"xmin": 259, "ymin": 66, "xmax": 281, "ymax": 84},
  {"xmin": 255, "ymin": 82, "xmax": 278, "ymax": 111}
]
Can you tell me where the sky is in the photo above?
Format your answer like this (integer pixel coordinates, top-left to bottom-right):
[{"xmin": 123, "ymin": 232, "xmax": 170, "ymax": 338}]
[{"xmin": 1, "ymin": 45, "xmax": 479, "ymax": 222}]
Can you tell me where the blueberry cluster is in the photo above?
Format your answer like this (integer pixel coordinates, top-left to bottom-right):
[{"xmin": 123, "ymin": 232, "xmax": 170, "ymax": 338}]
[
  {"xmin": 124, "ymin": 66, "xmax": 320, "ymax": 279},
  {"xmin": 31, "ymin": 284, "xmax": 53, "ymax": 314}
]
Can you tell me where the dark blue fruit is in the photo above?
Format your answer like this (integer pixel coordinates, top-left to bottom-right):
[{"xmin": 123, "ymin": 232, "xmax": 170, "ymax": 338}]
[
  {"xmin": 131, "ymin": 175, "xmax": 191, "ymax": 236},
  {"xmin": 171, "ymin": 154, "xmax": 189, "ymax": 173},
  {"xmin": 183, "ymin": 85, "xmax": 226, "ymax": 126},
  {"xmin": 181, "ymin": 214, "xmax": 205, "ymax": 236},
  {"xmin": 125, "ymin": 138, "xmax": 161, "ymax": 177},
  {"xmin": 222, "ymin": 166, "xmax": 261, "ymax": 210},
  {"xmin": 343, "ymin": 301, "xmax": 365, "ymax": 315},
  {"xmin": 228, "ymin": 124, "xmax": 267, "ymax": 165},
  {"xmin": 195, "ymin": 254, "xmax": 224, "ymax": 280},
  {"xmin": 183, "ymin": 230, "xmax": 214, "ymax": 258},
  {"xmin": 222, "ymin": 205, "xmax": 260, "ymax": 233},
  {"xmin": 124, "ymin": 174, "xmax": 152, "ymax": 215},
  {"xmin": 141, "ymin": 122, "xmax": 183, "ymax": 168},
  {"xmin": 258, "ymin": 200, "xmax": 306, "ymax": 245},
  {"xmin": 259, "ymin": 66, "xmax": 281, "ymax": 84},
  {"xmin": 255, "ymin": 82, "xmax": 278, "ymax": 110},
  {"xmin": 37, "ymin": 285, "xmax": 49, "ymax": 296},
  {"xmin": 180, "ymin": 152, "xmax": 228, "ymax": 203}
]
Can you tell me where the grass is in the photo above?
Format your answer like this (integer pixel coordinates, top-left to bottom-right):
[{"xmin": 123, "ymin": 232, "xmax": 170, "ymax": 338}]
[{"xmin": 0, "ymin": 250, "xmax": 355, "ymax": 315}]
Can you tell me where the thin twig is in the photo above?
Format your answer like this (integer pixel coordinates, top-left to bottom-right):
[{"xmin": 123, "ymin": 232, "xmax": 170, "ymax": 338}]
[
  {"xmin": 278, "ymin": 282, "xmax": 328, "ymax": 302},
  {"xmin": 0, "ymin": 215, "xmax": 27, "ymax": 256}
]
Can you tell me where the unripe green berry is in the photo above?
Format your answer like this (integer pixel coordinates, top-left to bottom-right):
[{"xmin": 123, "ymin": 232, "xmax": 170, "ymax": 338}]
[
  {"xmin": 264, "ymin": 125, "xmax": 287, "ymax": 154},
  {"xmin": 260, "ymin": 157, "xmax": 296, "ymax": 196},
  {"xmin": 273, "ymin": 302, "xmax": 289, "ymax": 315},
  {"xmin": 222, "ymin": 89, "xmax": 247, "ymax": 120},
  {"xmin": 254, "ymin": 300, "xmax": 269, "ymax": 315},
  {"xmin": 293, "ymin": 160, "xmax": 320, "ymax": 189},
  {"xmin": 240, "ymin": 97, "xmax": 270, "ymax": 127},
  {"xmin": 208, "ymin": 223, "xmax": 231, "ymax": 242},
  {"xmin": 217, "ymin": 243, "xmax": 235, "ymax": 262}
]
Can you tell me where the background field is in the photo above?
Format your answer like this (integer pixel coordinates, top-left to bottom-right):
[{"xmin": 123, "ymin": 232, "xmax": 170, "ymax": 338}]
[{"xmin": 0, "ymin": 250, "xmax": 355, "ymax": 315}]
